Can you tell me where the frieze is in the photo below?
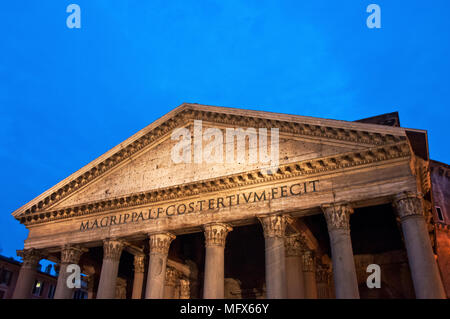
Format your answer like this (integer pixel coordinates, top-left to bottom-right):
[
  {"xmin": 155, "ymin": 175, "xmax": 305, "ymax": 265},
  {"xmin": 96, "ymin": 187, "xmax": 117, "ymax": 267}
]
[{"xmin": 78, "ymin": 180, "xmax": 320, "ymax": 232}]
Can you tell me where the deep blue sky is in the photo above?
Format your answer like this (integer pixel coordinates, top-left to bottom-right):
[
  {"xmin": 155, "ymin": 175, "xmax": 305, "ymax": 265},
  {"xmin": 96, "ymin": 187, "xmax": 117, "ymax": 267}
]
[{"xmin": 1, "ymin": 1, "xmax": 449, "ymax": 262}]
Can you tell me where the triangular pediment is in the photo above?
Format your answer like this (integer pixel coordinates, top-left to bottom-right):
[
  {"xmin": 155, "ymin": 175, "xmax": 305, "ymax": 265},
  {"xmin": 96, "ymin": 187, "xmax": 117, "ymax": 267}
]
[{"xmin": 13, "ymin": 103, "xmax": 409, "ymax": 221}]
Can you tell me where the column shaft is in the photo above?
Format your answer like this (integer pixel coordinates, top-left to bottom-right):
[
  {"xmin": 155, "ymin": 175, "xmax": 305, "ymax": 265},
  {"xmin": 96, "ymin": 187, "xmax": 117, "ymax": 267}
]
[
  {"xmin": 302, "ymin": 250, "xmax": 318, "ymax": 299},
  {"xmin": 163, "ymin": 267, "xmax": 178, "ymax": 299},
  {"xmin": 131, "ymin": 254, "xmax": 145, "ymax": 299},
  {"xmin": 203, "ymin": 223, "xmax": 232, "ymax": 299},
  {"xmin": 322, "ymin": 203, "xmax": 359, "ymax": 299},
  {"xmin": 12, "ymin": 249, "xmax": 42, "ymax": 299},
  {"xmin": 285, "ymin": 234, "xmax": 306, "ymax": 299},
  {"xmin": 394, "ymin": 192, "xmax": 446, "ymax": 299},
  {"xmin": 145, "ymin": 233, "xmax": 175, "ymax": 299},
  {"xmin": 54, "ymin": 245, "xmax": 86, "ymax": 299},
  {"xmin": 259, "ymin": 215, "xmax": 288, "ymax": 299},
  {"xmin": 97, "ymin": 239, "xmax": 124, "ymax": 299}
]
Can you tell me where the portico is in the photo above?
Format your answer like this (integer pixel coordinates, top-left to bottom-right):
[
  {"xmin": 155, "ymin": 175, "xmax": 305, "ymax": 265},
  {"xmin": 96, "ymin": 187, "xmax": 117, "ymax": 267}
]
[{"xmin": 11, "ymin": 104, "xmax": 446, "ymax": 299}]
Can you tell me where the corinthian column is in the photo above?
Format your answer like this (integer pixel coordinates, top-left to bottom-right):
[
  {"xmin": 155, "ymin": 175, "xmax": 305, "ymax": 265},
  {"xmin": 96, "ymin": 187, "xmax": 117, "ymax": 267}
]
[
  {"xmin": 145, "ymin": 232, "xmax": 175, "ymax": 299},
  {"xmin": 393, "ymin": 192, "xmax": 446, "ymax": 299},
  {"xmin": 258, "ymin": 215, "xmax": 288, "ymax": 299},
  {"xmin": 12, "ymin": 249, "xmax": 43, "ymax": 299},
  {"xmin": 316, "ymin": 262, "xmax": 332, "ymax": 299},
  {"xmin": 96, "ymin": 239, "xmax": 124, "ymax": 299},
  {"xmin": 302, "ymin": 250, "xmax": 318, "ymax": 299},
  {"xmin": 131, "ymin": 254, "xmax": 145, "ymax": 299},
  {"xmin": 321, "ymin": 203, "xmax": 359, "ymax": 299},
  {"xmin": 164, "ymin": 267, "xmax": 178, "ymax": 299},
  {"xmin": 285, "ymin": 234, "xmax": 306, "ymax": 299},
  {"xmin": 54, "ymin": 245, "xmax": 86, "ymax": 299},
  {"xmin": 180, "ymin": 278, "xmax": 190, "ymax": 299},
  {"xmin": 203, "ymin": 223, "xmax": 232, "ymax": 299}
]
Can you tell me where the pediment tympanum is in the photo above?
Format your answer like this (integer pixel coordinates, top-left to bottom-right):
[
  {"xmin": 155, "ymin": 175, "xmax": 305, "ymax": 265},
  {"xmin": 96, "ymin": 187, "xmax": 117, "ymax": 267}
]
[{"xmin": 13, "ymin": 103, "xmax": 410, "ymax": 226}]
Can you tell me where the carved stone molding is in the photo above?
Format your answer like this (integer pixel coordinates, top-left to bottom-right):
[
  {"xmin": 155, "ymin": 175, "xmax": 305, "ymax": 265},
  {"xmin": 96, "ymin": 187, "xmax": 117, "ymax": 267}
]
[
  {"xmin": 60, "ymin": 245, "xmax": 87, "ymax": 264},
  {"xmin": 258, "ymin": 215, "xmax": 288, "ymax": 238},
  {"xmin": 316, "ymin": 262, "xmax": 331, "ymax": 284},
  {"xmin": 103, "ymin": 239, "xmax": 124, "ymax": 261},
  {"xmin": 165, "ymin": 267, "xmax": 179, "ymax": 286},
  {"xmin": 17, "ymin": 249, "xmax": 43, "ymax": 267},
  {"xmin": 302, "ymin": 250, "xmax": 315, "ymax": 272},
  {"xmin": 180, "ymin": 278, "xmax": 190, "ymax": 299},
  {"xmin": 285, "ymin": 233, "xmax": 307, "ymax": 257},
  {"xmin": 133, "ymin": 254, "xmax": 145, "ymax": 273},
  {"xmin": 321, "ymin": 202, "xmax": 353, "ymax": 232},
  {"xmin": 149, "ymin": 232, "xmax": 175, "ymax": 255},
  {"xmin": 393, "ymin": 192, "xmax": 424, "ymax": 221},
  {"xmin": 203, "ymin": 223, "xmax": 232, "ymax": 247}
]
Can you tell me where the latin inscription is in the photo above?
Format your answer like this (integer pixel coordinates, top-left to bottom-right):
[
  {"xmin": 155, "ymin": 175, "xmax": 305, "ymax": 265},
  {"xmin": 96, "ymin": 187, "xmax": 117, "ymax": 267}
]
[{"xmin": 79, "ymin": 180, "xmax": 319, "ymax": 231}]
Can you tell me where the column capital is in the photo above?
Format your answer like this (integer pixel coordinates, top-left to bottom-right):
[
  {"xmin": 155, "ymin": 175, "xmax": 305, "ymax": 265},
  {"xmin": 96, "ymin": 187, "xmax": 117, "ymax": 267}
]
[
  {"xmin": 165, "ymin": 267, "xmax": 179, "ymax": 286},
  {"xmin": 60, "ymin": 245, "xmax": 87, "ymax": 264},
  {"xmin": 133, "ymin": 254, "xmax": 145, "ymax": 273},
  {"xmin": 149, "ymin": 232, "xmax": 175, "ymax": 254},
  {"xmin": 203, "ymin": 223, "xmax": 232, "ymax": 247},
  {"xmin": 302, "ymin": 249, "xmax": 315, "ymax": 272},
  {"xmin": 17, "ymin": 249, "xmax": 43, "ymax": 268},
  {"xmin": 316, "ymin": 262, "xmax": 331, "ymax": 284},
  {"xmin": 321, "ymin": 202, "xmax": 353, "ymax": 231},
  {"xmin": 258, "ymin": 214, "xmax": 288, "ymax": 238},
  {"xmin": 180, "ymin": 278, "xmax": 190, "ymax": 299},
  {"xmin": 285, "ymin": 233, "xmax": 307, "ymax": 257},
  {"xmin": 393, "ymin": 192, "xmax": 424, "ymax": 220},
  {"xmin": 103, "ymin": 238, "xmax": 124, "ymax": 261}
]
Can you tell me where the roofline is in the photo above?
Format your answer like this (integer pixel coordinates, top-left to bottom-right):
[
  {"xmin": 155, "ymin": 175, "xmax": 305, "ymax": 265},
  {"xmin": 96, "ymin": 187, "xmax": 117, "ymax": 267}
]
[{"xmin": 11, "ymin": 102, "xmax": 410, "ymax": 218}]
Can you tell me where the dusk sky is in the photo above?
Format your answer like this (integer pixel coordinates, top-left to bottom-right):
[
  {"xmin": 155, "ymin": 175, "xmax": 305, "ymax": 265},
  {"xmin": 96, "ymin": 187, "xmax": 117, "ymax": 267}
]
[{"xmin": 1, "ymin": 1, "xmax": 449, "ymax": 263}]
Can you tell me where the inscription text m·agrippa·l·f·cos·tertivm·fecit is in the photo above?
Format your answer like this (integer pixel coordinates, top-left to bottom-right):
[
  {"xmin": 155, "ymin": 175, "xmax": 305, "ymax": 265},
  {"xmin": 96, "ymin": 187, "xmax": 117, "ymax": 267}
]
[{"xmin": 79, "ymin": 180, "xmax": 319, "ymax": 231}]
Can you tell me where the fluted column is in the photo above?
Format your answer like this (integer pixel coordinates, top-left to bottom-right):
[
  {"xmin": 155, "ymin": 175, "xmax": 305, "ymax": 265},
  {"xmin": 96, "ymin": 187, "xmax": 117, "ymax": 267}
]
[
  {"xmin": 145, "ymin": 232, "xmax": 175, "ymax": 299},
  {"xmin": 164, "ymin": 267, "xmax": 178, "ymax": 299},
  {"xmin": 131, "ymin": 254, "xmax": 145, "ymax": 299},
  {"xmin": 12, "ymin": 249, "xmax": 42, "ymax": 299},
  {"xmin": 96, "ymin": 239, "xmax": 124, "ymax": 299},
  {"xmin": 180, "ymin": 278, "xmax": 190, "ymax": 299},
  {"xmin": 285, "ymin": 234, "xmax": 306, "ymax": 299},
  {"xmin": 203, "ymin": 223, "xmax": 232, "ymax": 299},
  {"xmin": 302, "ymin": 250, "xmax": 318, "ymax": 299},
  {"xmin": 54, "ymin": 245, "xmax": 86, "ymax": 299},
  {"xmin": 321, "ymin": 203, "xmax": 359, "ymax": 299},
  {"xmin": 259, "ymin": 215, "xmax": 288, "ymax": 299},
  {"xmin": 393, "ymin": 192, "xmax": 446, "ymax": 299}
]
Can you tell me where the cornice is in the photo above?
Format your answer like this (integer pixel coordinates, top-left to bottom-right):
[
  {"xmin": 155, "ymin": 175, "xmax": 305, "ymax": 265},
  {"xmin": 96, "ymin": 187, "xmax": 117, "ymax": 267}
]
[
  {"xmin": 19, "ymin": 140, "xmax": 411, "ymax": 226},
  {"xmin": 13, "ymin": 104, "xmax": 407, "ymax": 220}
]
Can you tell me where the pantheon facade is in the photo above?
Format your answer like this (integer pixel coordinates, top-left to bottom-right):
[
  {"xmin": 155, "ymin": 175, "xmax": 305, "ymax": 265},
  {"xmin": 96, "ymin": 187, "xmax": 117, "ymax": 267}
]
[{"xmin": 11, "ymin": 103, "xmax": 448, "ymax": 299}]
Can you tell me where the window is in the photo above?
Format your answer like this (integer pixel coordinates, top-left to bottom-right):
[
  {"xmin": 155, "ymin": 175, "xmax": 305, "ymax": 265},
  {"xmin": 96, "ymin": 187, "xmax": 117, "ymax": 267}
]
[
  {"xmin": 436, "ymin": 206, "xmax": 444, "ymax": 222},
  {"xmin": 0, "ymin": 269, "xmax": 13, "ymax": 286},
  {"xmin": 47, "ymin": 284, "xmax": 56, "ymax": 299},
  {"xmin": 32, "ymin": 280, "xmax": 45, "ymax": 297}
]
